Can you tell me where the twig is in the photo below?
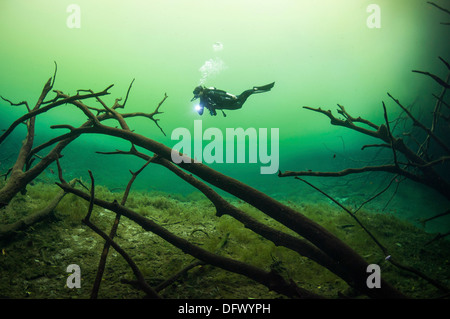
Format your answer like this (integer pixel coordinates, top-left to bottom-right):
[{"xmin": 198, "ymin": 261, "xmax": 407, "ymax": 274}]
[
  {"xmin": 55, "ymin": 155, "xmax": 67, "ymax": 184},
  {"xmin": 407, "ymin": 156, "xmax": 450, "ymax": 168},
  {"xmin": 424, "ymin": 231, "xmax": 450, "ymax": 246},
  {"xmin": 86, "ymin": 170, "xmax": 95, "ymax": 221},
  {"xmin": 294, "ymin": 177, "xmax": 389, "ymax": 256},
  {"xmin": 302, "ymin": 106, "xmax": 381, "ymax": 139},
  {"xmin": 154, "ymin": 232, "xmax": 230, "ymax": 293},
  {"xmin": 0, "ymin": 85, "xmax": 112, "ymax": 145},
  {"xmin": 432, "ymin": 93, "xmax": 450, "ymax": 109},
  {"xmin": 439, "ymin": 57, "xmax": 450, "ymax": 70},
  {"xmin": 382, "ymin": 101, "xmax": 399, "ymax": 167},
  {"xmin": 0, "ymin": 96, "xmax": 30, "ymax": 112},
  {"xmin": 113, "ymin": 78, "xmax": 135, "ymax": 110},
  {"xmin": 121, "ymin": 155, "xmax": 154, "ymax": 205},
  {"xmin": 0, "ymin": 168, "xmax": 12, "ymax": 181},
  {"xmin": 279, "ymin": 164, "xmax": 422, "ymax": 187},
  {"xmin": 337, "ymin": 104, "xmax": 379, "ymax": 130},
  {"xmin": 427, "ymin": 2, "xmax": 450, "ymax": 15},
  {"xmin": 90, "ymin": 156, "xmax": 154, "ymax": 299},
  {"xmin": 412, "ymin": 70, "xmax": 450, "ymax": 89},
  {"xmin": 296, "ymin": 177, "xmax": 450, "ymax": 293},
  {"xmin": 82, "ymin": 218, "xmax": 160, "ymax": 298},
  {"xmin": 154, "ymin": 260, "xmax": 204, "ymax": 293},
  {"xmin": 147, "ymin": 93, "xmax": 168, "ymax": 136},
  {"xmin": 419, "ymin": 209, "xmax": 450, "ymax": 226},
  {"xmin": 419, "ymin": 72, "xmax": 450, "ymax": 156},
  {"xmin": 354, "ymin": 174, "xmax": 399, "ymax": 214},
  {"xmin": 382, "ymin": 176, "xmax": 404, "ymax": 211},
  {"xmin": 387, "ymin": 92, "xmax": 450, "ymax": 154},
  {"xmin": 387, "ymin": 256, "xmax": 449, "ymax": 293},
  {"xmin": 81, "ymin": 88, "xmax": 130, "ymax": 131},
  {"xmin": 50, "ymin": 61, "xmax": 57, "ymax": 89},
  {"xmin": 361, "ymin": 144, "xmax": 391, "ymax": 151}
]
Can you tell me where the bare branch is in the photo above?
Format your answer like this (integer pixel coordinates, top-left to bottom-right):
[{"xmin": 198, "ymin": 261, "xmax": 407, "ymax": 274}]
[
  {"xmin": 295, "ymin": 177, "xmax": 389, "ymax": 255},
  {"xmin": 86, "ymin": 170, "xmax": 95, "ymax": 221},
  {"xmin": 337, "ymin": 104, "xmax": 379, "ymax": 130},
  {"xmin": 412, "ymin": 70, "xmax": 450, "ymax": 89},
  {"xmin": 428, "ymin": 1, "xmax": 450, "ymax": 15},
  {"xmin": 303, "ymin": 106, "xmax": 385, "ymax": 140},
  {"xmin": 113, "ymin": 78, "xmax": 135, "ymax": 110},
  {"xmin": 50, "ymin": 124, "xmax": 76, "ymax": 131},
  {"xmin": 55, "ymin": 155, "xmax": 67, "ymax": 185},
  {"xmin": 0, "ymin": 85, "xmax": 113, "ymax": 145},
  {"xmin": 439, "ymin": 57, "xmax": 450, "ymax": 70},
  {"xmin": 82, "ymin": 217, "xmax": 161, "ymax": 298},
  {"xmin": 420, "ymin": 209, "xmax": 450, "ymax": 226},
  {"xmin": 382, "ymin": 101, "xmax": 399, "ymax": 167},
  {"xmin": 353, "ymin": 174, "xmax": 399, "ymax": 214},
  {"xmin": 50, "ymin": 61, "xmax": 57, "ymax": 89},
  {"xmin": 0, "ymin": 96, "xmax": 30, "ymax": 112},
  {"xmin": 387, "ymin": 92, "xmax": 450, "ymax": 154},
  {"xmin": 432, "ymin": 93, "xmax": 450, "ymax": 109},
  {"xmin": 361, "ymin": 143, "xmax": 391, "ymax": 150},
  {"xmin": 279, "ymin": 164, "xmax": 399, "ymax": 177}
]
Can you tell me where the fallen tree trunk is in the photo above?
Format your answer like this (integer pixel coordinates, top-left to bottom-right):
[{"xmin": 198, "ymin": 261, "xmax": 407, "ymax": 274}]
[{"xmin": 51, "ymin": 123, "xmax": 405, "ymax": 298}]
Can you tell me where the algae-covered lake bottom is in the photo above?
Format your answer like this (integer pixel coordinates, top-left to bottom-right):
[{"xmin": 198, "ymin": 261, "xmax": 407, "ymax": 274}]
[{"xmin": 0, "ymin": 179, "xmax": 448, "ymax": 299}]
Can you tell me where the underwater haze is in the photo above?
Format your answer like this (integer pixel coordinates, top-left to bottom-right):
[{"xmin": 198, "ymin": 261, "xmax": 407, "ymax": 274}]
[
  {"xmin": 1, "ymin": 1, "xmax": 450, "ymax": 224},
  {"xmin": 1, "ymin": 0, "xmax": 450, "ymax": 290},
  {"xmin": 1, "ymin": 1, "xmax": 450, "ymax": 226}
]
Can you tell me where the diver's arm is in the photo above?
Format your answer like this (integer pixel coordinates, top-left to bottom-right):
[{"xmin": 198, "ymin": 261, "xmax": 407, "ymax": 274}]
[
  {"xmin": 201, "ymin": 96, "xmax": 217, "ymax": 116},
  {"xmin": 207, "ymin": 98, "xmax": 217, "ymax": 116}
]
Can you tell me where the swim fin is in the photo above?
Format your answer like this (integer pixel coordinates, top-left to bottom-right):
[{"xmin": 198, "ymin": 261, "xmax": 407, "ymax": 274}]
[{"xmin": 253, "ymin": 82, "xmax": 275, "ymax": 93}]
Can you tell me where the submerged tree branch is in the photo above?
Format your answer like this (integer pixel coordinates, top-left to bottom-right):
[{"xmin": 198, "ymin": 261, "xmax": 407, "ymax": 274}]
[
  {"xmin": 0, "ymin": 179, "xmax": 76, "ymax": 240},
  {"xmin": 284, "ymin": 100, "xmax": 450, "ymax": 201},
  {"xmin": 56, "ymin": 178, "xmax": 322, "ymax": 299},
  {"xmin": 387, "ymin": 92, "xmax": 450, "ymax": 154},
  {"xmin": 0, "ymin": 72, "xmax": 166, "ymax": 210},
  {"xmin": 48, "ymin": 121, "xmax": 405, "ymax": 298}
]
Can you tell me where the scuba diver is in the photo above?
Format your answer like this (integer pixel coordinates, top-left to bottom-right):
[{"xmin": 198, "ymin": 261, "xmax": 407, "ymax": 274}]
[{"xmin": 191, "ymin": 82, "xmax": 275, "ymax": 116}]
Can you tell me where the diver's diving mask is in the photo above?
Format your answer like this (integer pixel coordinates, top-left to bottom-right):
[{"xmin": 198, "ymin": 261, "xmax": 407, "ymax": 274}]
[{"xmin": 191, "ymin": 86, "xmax": 203, "ymax": 101}]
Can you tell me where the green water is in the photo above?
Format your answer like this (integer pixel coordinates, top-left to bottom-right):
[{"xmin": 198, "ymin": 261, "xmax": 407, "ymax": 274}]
[
  {"xmin": 1, "ymin": 0, "xmax": 449, "ymax": 224},
  {"xmin": 0, "ymin": 0, "xmax": 450, "ymax": 301}
]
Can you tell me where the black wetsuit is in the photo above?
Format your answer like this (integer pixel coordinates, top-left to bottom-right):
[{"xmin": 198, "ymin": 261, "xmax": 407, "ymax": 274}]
[{"xmin": 194, "ymin": 82, "xmax": 275, "ymax": 116}]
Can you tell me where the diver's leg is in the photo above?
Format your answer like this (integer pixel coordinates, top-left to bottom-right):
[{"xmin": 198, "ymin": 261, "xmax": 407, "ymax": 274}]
[
  {"xmin": 237, "ymin": 82, "xmax": 275, "ymax": 102},
  {"xmin": 237, "ymin": 89, "xmax": 254, "ymax": 102},
  {"xmin": 232, "ymin": 90, "xmax": 254, "ymax": 108},
  {"xmin": 234, "ymin": 83, "xmax": 274, "ymax": 106},
  {"xmin": 253, "ymin": 82, "xmax": 275, "ymax": 93},
  {"xmin": 220, "ymin": 83, "xmax": 275, "ymax": 110}
]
